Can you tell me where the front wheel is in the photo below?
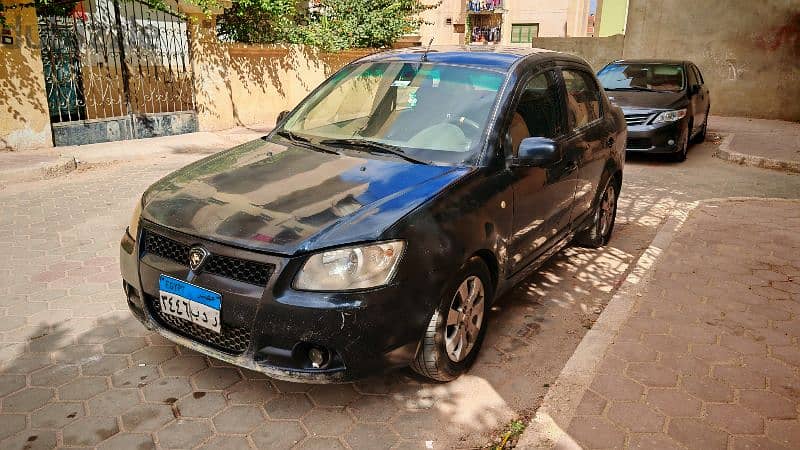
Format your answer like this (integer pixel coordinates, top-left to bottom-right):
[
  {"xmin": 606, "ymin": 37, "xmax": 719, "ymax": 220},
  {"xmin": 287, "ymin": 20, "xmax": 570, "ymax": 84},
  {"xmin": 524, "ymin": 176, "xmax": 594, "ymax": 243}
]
[
  {"xmin": 410, "ymin": 257, "xmax": 493, "ymax": 382},
  {"xmin": 574, "ymin": 179, "xmax": 618, "ymax": 248}
]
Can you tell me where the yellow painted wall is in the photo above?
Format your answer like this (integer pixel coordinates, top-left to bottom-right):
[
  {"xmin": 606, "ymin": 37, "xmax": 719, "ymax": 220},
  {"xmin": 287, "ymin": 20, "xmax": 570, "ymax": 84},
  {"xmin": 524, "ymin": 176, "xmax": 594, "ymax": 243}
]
[
  {"xmin": 0, "ymin": 0, "xmax": 52, "ymax": 149},
  {"xmin": 189, "ymin": 16, "xmax": 375, "ymax": 131}
]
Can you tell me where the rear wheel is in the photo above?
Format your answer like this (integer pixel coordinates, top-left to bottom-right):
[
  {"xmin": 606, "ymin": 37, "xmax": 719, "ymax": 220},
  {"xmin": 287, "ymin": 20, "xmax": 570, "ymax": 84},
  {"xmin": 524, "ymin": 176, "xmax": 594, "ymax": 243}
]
[
  {"xmin": 574, "ymin": 179, "xmax": 618, "ymax": 248},
  {"xmin": 410, "ymin": 258, "xmax": 492, "ymax": 382}
]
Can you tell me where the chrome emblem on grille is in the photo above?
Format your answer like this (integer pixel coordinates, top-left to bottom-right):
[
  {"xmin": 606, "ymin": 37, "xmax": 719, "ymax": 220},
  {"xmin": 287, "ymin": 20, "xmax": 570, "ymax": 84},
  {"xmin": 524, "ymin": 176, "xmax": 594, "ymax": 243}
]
[{"xmin": 188, "ymin": 246, "xmax": 210, "ymax": 272}]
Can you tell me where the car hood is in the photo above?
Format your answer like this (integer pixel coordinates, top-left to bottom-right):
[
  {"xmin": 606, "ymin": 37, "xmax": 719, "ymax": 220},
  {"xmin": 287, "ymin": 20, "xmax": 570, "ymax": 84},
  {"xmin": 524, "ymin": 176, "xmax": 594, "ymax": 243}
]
[
  {"xmin": 605, "ymin": 90, "xmax": 687, "ymax": 111},
  {"xmin": 142, "ymin": 138, "xmax": 471, "ymax": 255}
]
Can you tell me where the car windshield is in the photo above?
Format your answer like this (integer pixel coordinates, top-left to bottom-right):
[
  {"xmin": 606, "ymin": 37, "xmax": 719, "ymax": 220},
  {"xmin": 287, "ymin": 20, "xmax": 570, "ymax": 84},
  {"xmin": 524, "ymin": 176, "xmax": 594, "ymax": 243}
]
[
  {"xmin": 597, "ymin": 63, "xmax": 685, "ymax": 92},
  {"xmin": 280, "ymin": 61, "xmax": 506, "ymax": 164}
]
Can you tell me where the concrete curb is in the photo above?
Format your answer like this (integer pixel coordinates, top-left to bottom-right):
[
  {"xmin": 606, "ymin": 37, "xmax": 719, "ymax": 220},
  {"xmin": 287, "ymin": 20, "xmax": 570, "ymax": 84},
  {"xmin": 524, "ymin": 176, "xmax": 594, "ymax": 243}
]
[
  {"xmin": 713, "ymin": 133, "xmax": 800, "ymax": 174},
  {"xmin": 0, "ymin": 156, "xmax": 78, "ymax": 183},
  {"xmin": 516, "ymin": 196, "xmax": 800, "ymax": 448}
]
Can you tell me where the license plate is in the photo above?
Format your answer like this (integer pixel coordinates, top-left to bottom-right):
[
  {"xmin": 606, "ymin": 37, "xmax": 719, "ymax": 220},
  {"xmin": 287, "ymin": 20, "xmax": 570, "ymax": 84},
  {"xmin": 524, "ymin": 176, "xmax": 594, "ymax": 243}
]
[{"xmin": 158, "ymin": 275, "xmax": 222, "ymax": 334}]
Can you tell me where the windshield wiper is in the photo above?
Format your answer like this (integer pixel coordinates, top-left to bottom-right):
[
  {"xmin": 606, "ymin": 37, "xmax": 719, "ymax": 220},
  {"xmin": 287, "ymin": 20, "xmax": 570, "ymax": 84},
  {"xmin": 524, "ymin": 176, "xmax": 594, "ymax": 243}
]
[
  {"xmin": 320, "ymin": 138, "xmax": 430, "ymax": 165},
  {"xmin": 276, "ymin": 130, "xmax": 340, "ymax": 155}
]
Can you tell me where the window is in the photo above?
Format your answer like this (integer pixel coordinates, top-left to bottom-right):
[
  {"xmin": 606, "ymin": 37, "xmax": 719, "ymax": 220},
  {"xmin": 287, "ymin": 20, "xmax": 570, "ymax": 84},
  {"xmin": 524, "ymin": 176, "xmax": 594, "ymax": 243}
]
[
  {"xmin": 562, "ymin": 70, "xmax": 601, "ymax": 131},
  {"xmin": 511, "ymin": 24, "xmax": 539, "ymax": 44},
  {"xmin": 597, "ymin": 63, "xmax": 685, "ymax": 92},
  {"xmin": 508, "ymin": 71, "xmax": 560, "ymax": 154},
  {"xmin": 687, "ymin": 65, "xmax": 698, "ymax": 87},
  {"xmin": 691, "ymin": 65, "xmax": 704, "ymax": 85}
]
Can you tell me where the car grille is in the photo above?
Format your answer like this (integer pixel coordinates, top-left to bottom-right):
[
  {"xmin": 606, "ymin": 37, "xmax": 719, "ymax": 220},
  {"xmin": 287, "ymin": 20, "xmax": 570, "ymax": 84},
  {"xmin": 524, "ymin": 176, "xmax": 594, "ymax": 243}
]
[
  {"xmin": 143, "ymin": 230, "xmax": 274, "ymax": 287},
  {"xmin": 627, "ymin": 138, "xmax": 652, "ymax": 149},
  {"xmin": 624, "ymin": 113, "xmax": 652, "ymax": 126},
  {"xmin": 147, "ymin": 294, "xmax": 251, "ymax": 355}
]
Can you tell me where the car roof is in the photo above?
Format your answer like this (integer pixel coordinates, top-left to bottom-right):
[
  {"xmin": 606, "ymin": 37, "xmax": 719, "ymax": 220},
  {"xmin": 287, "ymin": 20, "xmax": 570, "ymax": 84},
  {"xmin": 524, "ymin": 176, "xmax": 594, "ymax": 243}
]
[
  {"xmin": 610, "ymin": 59, "xmax": 691, "ymax": 66},
  {"xmin": 356, "ymin": 45, "xmax": 585, "ymax": 71}
]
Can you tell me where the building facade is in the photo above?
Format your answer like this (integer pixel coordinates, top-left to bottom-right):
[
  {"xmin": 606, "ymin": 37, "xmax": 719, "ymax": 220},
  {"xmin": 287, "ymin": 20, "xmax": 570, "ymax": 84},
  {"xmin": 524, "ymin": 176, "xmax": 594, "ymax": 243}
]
[{"xmin": 418, "ymin": 0, "xmax": 592, "ymax": 47}]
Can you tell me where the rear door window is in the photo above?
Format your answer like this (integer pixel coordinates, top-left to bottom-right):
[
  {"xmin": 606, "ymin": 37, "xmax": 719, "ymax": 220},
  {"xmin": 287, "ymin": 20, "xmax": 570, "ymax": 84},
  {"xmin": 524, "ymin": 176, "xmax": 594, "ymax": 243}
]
[{"xmin": 562, "ymin": 69, "xmax": 601, "ymax": 132}]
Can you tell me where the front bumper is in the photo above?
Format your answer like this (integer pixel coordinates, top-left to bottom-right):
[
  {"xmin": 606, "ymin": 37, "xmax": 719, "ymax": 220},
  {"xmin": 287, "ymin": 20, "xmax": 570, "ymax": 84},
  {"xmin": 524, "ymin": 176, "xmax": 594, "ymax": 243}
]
[
  {"xmin": 120, "ymin": 223, "xmax": 430, "ymax": 383},
  {"xmin": 625, "ymin": 117, "xmax": 688, "ymax": 154}
]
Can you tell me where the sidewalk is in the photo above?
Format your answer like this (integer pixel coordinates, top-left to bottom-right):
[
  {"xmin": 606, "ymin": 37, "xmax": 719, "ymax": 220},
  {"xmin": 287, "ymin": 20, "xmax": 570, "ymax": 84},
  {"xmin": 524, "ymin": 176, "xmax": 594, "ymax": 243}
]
[
  {"xmin": 520, "ymin": 198, "xmax": 800, "ymax": 449},
  {"xmin": 0, "ymin": 125, "xmax": 271, "ymax": 183},
  {"xmin": 709, "ymin": 116, "xmax": 800, "ymax": 173}
]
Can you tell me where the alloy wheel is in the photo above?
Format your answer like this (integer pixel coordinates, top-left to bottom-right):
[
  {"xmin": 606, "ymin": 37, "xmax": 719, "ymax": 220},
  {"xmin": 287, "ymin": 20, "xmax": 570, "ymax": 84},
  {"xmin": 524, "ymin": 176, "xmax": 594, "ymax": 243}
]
[
  {"xmin": 599, "ymin": 184, "xmax": 616, "ymax": 238},
  {"xmin": 445, "ymin": 276, "xmax": 485, "ymax": 362}
]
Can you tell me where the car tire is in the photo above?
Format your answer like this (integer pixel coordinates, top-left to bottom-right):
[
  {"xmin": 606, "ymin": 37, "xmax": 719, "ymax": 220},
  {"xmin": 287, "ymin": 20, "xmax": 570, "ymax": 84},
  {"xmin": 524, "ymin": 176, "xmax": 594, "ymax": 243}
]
[
  {"xmin": 672, "ymin": 125, "xmax": 690, "ymax": 162},
  {"xmin": 574, "ymin": 177, "xmax": 619, "ymax": 249},
  {"xmin": 410, "ymin": 257, "xmax": 493, "ymax": 382},
  {"xmin": 694, "ymin": 110, "xmax": 709, "ymax": 143}
]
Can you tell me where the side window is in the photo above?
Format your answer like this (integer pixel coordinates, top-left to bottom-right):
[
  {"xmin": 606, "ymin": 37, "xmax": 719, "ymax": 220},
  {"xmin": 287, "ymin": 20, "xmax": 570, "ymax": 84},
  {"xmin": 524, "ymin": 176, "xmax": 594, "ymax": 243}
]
[
  {"xmin": 508, "ymin": 71, "xmax": 561, "ymax": 155},
  {"xmin": 692, "ymin": 65, "xmax": 705, "ymax": 85},
  {"xmin": 562, "ymin": 69, "xmax": 601, "ymax": 132},
  {"xmin": 687, "ymin": 65, "xmax": 698, "ymax": 87}
]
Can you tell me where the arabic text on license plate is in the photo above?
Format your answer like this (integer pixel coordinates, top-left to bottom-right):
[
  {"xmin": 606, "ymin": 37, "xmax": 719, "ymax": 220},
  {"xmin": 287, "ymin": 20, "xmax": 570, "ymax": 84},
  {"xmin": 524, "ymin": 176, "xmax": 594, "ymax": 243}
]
[{"xmin": 158, "ymin": 275, "xmax": 222, "ymax": 334}]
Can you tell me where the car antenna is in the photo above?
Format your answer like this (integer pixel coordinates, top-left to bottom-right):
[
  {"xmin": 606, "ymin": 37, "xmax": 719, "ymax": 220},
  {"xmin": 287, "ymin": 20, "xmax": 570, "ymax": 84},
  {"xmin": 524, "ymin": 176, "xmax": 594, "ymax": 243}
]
[{"xmin": 421, "ymin": 37, "xmax": 434, "ymax": 62}]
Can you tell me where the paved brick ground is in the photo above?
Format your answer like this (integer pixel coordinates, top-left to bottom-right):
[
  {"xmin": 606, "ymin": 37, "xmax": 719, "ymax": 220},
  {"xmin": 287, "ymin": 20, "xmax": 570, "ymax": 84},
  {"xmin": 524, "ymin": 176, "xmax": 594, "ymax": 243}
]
[
  {"xmin": 0, "ymin": 134, "xmax": 799, "ymax": 449},
  {"xmin": 566, "ymin": 199, "xmax": 800, "ymax": 449}
]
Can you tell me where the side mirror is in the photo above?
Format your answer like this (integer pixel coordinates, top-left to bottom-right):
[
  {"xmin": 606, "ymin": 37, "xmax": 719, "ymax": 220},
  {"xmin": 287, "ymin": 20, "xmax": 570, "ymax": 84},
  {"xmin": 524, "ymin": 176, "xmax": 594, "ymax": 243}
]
[
  {"xmin": 510, "ymin": 137, "xmax": 558, "ymax": 167},
  {"xmin": 689, "ymin": 85, "xmax": 700, "ymax": 96},
  {"xmin": 277, "ymin": 110, "xmax": 290, "ymax": 124}
]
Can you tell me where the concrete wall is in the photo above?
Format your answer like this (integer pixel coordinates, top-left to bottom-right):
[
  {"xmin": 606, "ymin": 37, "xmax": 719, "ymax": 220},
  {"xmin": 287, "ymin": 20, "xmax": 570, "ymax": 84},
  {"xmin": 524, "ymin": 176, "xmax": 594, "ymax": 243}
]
[
  {"xmin": 189, "ymin": 16, "xmax": 374, "ymax": 131},
  {"xmin": 0, "ymin": 0, "xmax": 53, "ymax": 150},
  {"xmin": 531, "ymin": 35, "xmax": 625, "ymax": 70},
  {"xmin": 531, "ymin": 0, "xmax": 800, "ymax": 121},
  {"xmin": 625, "ymin": 0, "xmax": 800, "ymax": 121}
]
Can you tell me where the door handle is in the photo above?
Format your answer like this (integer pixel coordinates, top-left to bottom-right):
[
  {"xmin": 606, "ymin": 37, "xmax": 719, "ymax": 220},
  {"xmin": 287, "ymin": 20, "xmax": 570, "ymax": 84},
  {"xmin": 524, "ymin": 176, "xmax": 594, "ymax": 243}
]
[{"xmin": 606, "ymin": 137, "xmax": 615, "ymax": 148}]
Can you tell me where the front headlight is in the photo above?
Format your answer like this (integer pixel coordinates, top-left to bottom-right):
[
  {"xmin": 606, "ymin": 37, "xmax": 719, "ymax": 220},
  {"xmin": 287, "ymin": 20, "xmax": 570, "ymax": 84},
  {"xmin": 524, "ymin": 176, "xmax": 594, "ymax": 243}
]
[
  {"xmin": 652, "ymin": 108, "xmax": 687, "ymax": 124},
  {"xmin": 293, "ymin": 241, "xmax": 405, "ymax": 291},
  {"xmin": 128, "ymin": 199, "xmax": 143, "ymax": 240}
]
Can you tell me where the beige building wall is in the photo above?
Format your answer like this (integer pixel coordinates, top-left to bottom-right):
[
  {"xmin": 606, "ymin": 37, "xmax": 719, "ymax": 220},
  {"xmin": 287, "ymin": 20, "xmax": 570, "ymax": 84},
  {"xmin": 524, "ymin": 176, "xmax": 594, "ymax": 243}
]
[
  {"xmin": 418, "ymin": 0, "xmax": 465, "ymax": 45},
  {"xmin": 0, "ymin": 0, "xmax": 53, "ymax": 150},
  {"xmin": 189, "ymin": 16, "xmax": 374, "ymax": 132},
  {"xmin": 419, "ymin": 0, "xmax": 590, "ymax": 45}
]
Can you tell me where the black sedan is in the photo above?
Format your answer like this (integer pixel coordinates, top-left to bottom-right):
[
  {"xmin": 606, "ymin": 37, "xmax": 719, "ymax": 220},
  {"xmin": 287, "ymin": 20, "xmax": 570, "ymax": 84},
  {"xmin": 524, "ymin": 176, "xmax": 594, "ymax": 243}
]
[
  {"xmin": 597, "ymin": 59, "xmax": 711, "ymax": 161},
  {"xmin": 120, "ymin": 46, "xmax": 626, "ymax": 382}
]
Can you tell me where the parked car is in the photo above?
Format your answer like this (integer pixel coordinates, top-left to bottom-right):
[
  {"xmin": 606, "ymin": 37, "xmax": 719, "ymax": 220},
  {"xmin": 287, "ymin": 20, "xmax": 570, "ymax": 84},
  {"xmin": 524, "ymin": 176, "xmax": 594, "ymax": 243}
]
[
  {"xmin": 120, "ymin": 46, "xmax": 626, "ymax": 382},
  {"xmin": 597, "ymin": 59, "xmax": 710, "ymax": 161}
]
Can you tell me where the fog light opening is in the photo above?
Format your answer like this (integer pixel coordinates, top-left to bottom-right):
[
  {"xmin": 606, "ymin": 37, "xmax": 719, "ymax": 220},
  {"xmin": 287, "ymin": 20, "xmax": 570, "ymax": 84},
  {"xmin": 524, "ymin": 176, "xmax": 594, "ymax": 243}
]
[
  {"xmin": 667, "ymin": 139, "xmax": 676, "ymax": 146},
  {"xmin": 308, "ymin": 347, "xmax": 330, "ymax": 369}
]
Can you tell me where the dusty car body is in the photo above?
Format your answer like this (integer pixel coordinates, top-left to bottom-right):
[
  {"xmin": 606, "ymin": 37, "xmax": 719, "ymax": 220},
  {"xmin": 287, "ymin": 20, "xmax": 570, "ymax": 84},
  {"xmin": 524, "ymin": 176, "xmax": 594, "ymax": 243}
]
[
  {"xmin": 120, "ymin": 46, "xmax": 626, "ymax": 382},
  {"xmin": 597, "ymin": 59, "xmax": 710, "ymax": 161}
]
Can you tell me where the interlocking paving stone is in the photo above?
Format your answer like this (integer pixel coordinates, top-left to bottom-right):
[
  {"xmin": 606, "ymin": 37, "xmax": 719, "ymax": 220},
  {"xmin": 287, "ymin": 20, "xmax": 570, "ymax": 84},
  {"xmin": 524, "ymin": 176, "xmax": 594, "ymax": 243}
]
[
  {"xmin": 212, "ymin": 405, "xmax": 266, "ymax": 434},
  {"xmin": 175, "ymin": 391, "xmax": 227, "ymax": 418},
  {"xmin": 561, "ymin": 200, "xmax": 800, "ymax": 450},
  {"xmin": 2, "ymin": 387, "xmax": 53, "ymax": 412},
  {"xmin": 121, "ymin": 403, "xmax": 175, "ymax": 432},
  {"xmin": 0, "ymin": 429, "xmax": 58, "ymax": 450},
  {"xmin": 156, "ymin": 419, "xmax": 213, "ymax": 449},
  {"xmin": 303, "ymin": 407, "xmax": 356, "ymax": 437},
  {"xmin": 250, "ymin": 420, "xmax": 307, "ymax": 448},
  {"xmin": 62, "ymin": 416, "xmax": 119, "ymax": 446},
  {"xmin": 0, "ymin": 414, "xmax": 27, "ymax": 441},
  {"xmin": 30, "ymin": 401, "xmax": 83, "ymax": 429}
]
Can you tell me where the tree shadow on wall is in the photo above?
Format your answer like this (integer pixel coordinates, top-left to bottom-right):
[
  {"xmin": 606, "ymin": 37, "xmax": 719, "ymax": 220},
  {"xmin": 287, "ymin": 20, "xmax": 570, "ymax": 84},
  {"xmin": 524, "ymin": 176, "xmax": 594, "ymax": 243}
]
[
  {"xmin": 0, "ymin": 6, "xmax": 51, "ymax": 150},
  {"xmin": 191, "ymin": 18, "xmax": 376, "ymax": 129}
]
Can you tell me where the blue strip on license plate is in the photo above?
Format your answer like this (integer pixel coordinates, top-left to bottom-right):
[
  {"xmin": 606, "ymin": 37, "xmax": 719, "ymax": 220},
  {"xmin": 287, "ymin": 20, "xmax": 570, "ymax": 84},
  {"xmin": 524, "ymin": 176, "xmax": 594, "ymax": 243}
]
[{"xmin": 159, "ymin": 275, "xmax": 221, "ymax": 310}]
